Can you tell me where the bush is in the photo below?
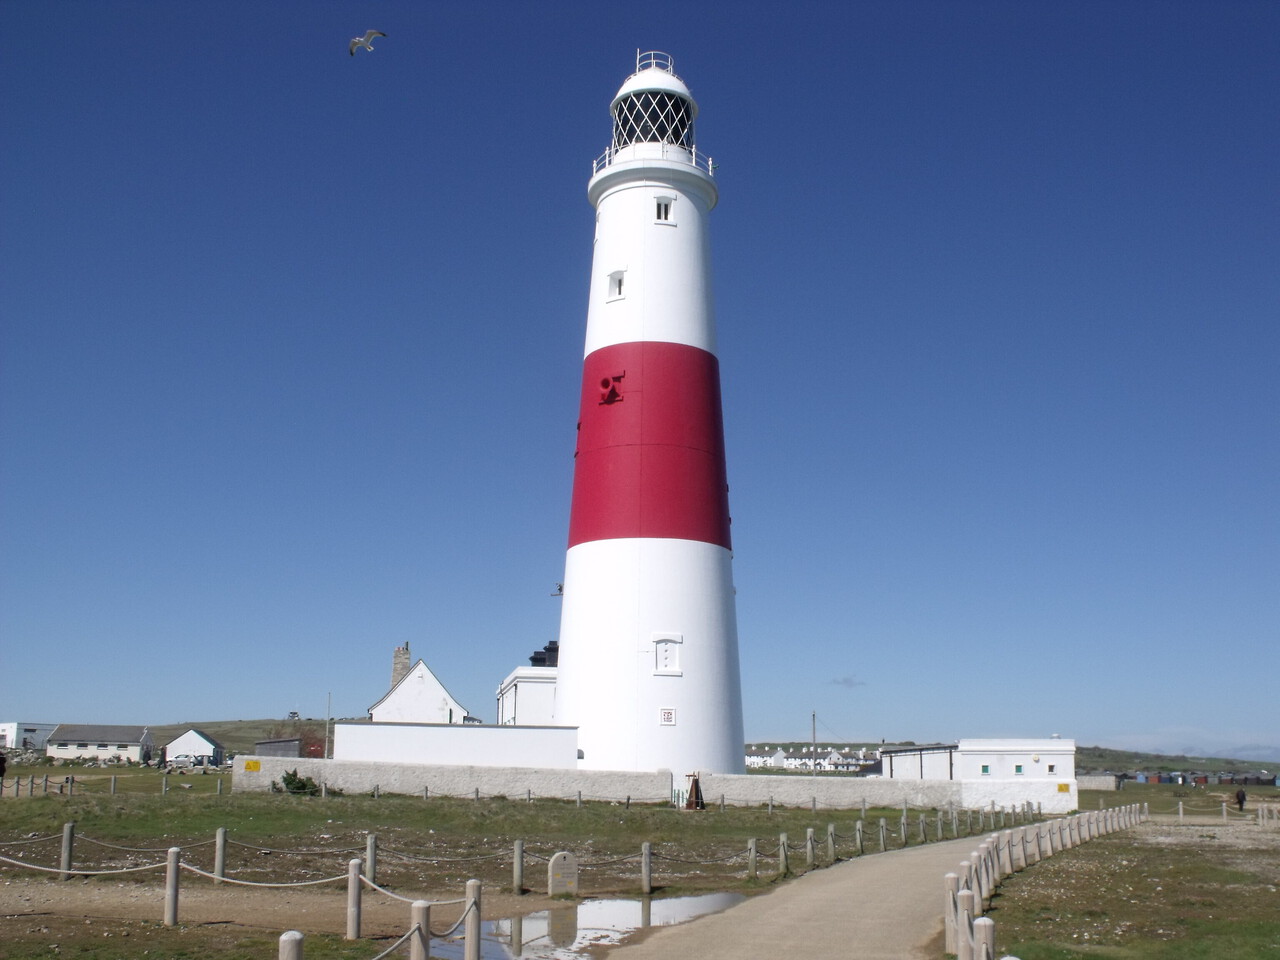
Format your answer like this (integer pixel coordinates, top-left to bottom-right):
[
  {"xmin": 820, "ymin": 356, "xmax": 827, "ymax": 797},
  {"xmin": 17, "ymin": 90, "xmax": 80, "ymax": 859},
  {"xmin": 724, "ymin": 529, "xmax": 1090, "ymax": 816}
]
[{"xmin": 277, "ymin": 769, "xmax": 321, "ymax": 796}]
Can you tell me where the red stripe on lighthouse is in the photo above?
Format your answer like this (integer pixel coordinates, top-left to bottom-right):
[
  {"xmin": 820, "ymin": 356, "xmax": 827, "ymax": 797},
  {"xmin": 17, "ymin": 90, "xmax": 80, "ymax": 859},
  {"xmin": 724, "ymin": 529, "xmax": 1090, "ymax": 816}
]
[{"xmin": 568, "ymin": 340, "xmax": 732, "ymax": 549}]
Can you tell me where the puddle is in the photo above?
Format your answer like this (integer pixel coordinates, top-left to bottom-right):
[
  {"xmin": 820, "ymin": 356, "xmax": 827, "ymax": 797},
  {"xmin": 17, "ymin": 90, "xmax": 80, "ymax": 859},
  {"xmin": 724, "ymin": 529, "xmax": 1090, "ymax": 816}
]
[{"xmin": 430, "ymin": 892, "xmax": 746, "ymax": 960}]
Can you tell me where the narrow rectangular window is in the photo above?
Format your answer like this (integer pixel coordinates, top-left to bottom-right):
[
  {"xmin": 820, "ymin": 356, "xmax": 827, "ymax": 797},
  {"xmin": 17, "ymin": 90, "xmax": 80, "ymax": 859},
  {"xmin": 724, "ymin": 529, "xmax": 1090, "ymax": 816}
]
[
  {"xmin": 981, "ymin": 764, "xmax": 990, "ymax": 776},
  {"xmin": 1048, "ymin": 764, "xmax": 1056, "ymax": 774},
  {"xmin": 656, "ymin": 200, "xmax": 671, "ymax": 221},
  {"xmin": 607, "ymin": 270, "xmax": 625, "ymax": 300},
  {"xmin": 1015, "ymin": 764, "xmax": 1024, "ymax": 775}
]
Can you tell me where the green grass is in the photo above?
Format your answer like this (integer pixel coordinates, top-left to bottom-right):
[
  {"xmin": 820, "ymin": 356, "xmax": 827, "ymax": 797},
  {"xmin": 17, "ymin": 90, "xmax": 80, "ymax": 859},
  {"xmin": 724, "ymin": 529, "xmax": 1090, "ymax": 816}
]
[{"xmin": 990, "ymin": 807, "xmax": 1280, "ymax": 959}]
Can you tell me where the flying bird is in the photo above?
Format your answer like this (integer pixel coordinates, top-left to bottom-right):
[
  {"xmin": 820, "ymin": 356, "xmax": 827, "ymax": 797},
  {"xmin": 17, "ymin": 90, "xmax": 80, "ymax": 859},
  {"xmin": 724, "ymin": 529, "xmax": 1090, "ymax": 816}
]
[{"xmin": 349, "ymin": 30, "xmax": 386, "ymax": 56}]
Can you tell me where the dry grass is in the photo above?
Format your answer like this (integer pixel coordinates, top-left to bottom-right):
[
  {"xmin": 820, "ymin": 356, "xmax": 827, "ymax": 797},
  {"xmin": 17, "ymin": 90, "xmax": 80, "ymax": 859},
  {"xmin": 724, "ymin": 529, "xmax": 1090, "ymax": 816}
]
[{"xmin": 990, "ymin": 817, "xmax": 1280, "ymax": 959}]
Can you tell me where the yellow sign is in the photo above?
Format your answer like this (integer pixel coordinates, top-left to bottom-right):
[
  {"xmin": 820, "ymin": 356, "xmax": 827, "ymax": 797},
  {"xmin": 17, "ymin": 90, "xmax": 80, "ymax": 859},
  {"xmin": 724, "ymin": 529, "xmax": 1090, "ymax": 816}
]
[
  {"xmin": 245, "ymin": 760, "xmax": 261, "ymax": 771},
  {"xmin": 1058, "ymin": 782, "xmax": 1070, "ymax": 792}
]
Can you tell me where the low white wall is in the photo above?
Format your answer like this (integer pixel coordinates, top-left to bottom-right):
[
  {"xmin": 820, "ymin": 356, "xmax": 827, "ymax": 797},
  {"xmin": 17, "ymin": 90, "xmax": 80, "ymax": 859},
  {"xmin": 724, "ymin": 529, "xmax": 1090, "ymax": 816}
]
[
  {"xmin": 232, "ymin": 756, "xmax": 672, "ymax": 802},
  {"xmin": 699, "ymin": 774, "xmax": 1077, "ymax": 814},
  {"xmin": 333, "ymin": 721, "xmax": 579, "ymax": 769},
  {"xmin": 232, "ymin": 758, "xmax": 1078, "ymax": 814},
  {"xmin": 1077, "ymin": 774, "xmax": 1121, "ymax": 791},
  {"xmin": 700, "ymin": 773, "xmax": 963, "ymax": 810}
]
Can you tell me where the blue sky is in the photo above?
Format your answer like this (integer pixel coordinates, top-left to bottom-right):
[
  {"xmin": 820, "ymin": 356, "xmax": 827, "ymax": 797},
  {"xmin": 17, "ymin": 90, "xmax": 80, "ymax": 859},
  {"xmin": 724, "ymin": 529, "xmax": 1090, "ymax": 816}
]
[{"xmin": 2, "ymin": 1, "xmax": 1276, "ymax": 761}]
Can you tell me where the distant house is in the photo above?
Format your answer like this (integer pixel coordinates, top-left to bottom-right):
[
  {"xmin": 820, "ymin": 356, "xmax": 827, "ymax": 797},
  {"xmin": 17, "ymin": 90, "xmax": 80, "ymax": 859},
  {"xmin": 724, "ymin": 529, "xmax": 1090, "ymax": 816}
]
[
  {"xmin": 163, "ymin": 729, "xmax": 226, "ymax": 765},
  {"xmin": 370, "ymin": 657, "xmax": 472, "ymax": 724},
  {"xmin": 46, "ymin": 725, "xmax": 154, "ymax": 763},
  {"xmin": 0, "ymin": 721, "xmax": 58, "ymax": 752}
]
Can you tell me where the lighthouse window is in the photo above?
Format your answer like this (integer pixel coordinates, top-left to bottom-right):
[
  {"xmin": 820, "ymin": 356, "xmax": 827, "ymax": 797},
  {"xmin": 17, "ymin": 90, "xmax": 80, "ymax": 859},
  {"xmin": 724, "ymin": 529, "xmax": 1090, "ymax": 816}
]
[
  {"xmin": 655, "ymin": 198, "xmax": 672, "ymax": 222},
  {"xmin": 607, "ymin": 270, "xmax": 625, "ymax": 300}
]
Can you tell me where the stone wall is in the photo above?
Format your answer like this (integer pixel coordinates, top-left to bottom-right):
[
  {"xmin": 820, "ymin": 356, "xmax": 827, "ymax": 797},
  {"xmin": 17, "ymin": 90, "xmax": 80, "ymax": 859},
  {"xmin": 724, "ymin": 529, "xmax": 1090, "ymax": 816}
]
[
  {"xmin": 1077, "ymin": 774, "xmax": 1121, "ymax": 791},
  {"xmin": 232, "ymin": 756, "xmax": 671, "ymax": 801},
  {"xmin": 232, "ymin": 758, "xmax": 1079, "ymax": 813}
]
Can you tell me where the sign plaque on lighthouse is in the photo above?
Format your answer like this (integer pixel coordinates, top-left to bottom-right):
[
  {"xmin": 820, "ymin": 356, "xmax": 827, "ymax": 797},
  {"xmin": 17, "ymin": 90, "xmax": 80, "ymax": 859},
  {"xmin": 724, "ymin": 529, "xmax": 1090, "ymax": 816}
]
[{"xmin": 554, "ymin": 52, "xmax": 745, "ymax": 775}]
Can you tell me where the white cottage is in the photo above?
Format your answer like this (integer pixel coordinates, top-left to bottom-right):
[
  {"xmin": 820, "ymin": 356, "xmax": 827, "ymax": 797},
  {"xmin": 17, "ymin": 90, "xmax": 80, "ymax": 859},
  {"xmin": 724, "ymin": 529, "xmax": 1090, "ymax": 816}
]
[
  {"xmin": 163, "ymin": 728, "xmax": 226, "ymax": 765},
  {"xmin": 370, "ymin": 658, "xmax": 472, "ymax": 724}
]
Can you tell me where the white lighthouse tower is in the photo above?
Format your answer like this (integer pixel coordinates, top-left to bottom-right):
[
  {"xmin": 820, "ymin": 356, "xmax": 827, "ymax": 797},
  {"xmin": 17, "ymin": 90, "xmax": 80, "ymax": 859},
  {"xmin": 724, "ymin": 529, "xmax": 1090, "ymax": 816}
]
[{"xmin": 555, "ymin": 52, "xmax": 745, "ymax": 775}]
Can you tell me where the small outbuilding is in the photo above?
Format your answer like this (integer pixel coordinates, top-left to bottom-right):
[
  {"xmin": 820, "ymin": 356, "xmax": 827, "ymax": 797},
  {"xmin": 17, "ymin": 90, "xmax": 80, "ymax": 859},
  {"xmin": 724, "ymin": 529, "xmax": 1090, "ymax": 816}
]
[{"xmin": 163, "ymin": 728, "xmax": 226, "ymax": 766}]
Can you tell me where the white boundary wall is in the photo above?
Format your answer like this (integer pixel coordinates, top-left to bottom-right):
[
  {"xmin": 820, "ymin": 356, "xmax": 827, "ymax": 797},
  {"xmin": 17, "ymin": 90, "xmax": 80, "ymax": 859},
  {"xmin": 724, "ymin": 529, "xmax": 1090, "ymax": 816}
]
[
  {"xmin": 232, "ymin": 756, "xmax": 672, "ymax": 801},
  {"xmin": 233, "ymin": 757, "xmax": 1077, "ymax": 812},
  {"xmin": 700, "ymin": 774, "xmax": 1077, "ymax": 814}
]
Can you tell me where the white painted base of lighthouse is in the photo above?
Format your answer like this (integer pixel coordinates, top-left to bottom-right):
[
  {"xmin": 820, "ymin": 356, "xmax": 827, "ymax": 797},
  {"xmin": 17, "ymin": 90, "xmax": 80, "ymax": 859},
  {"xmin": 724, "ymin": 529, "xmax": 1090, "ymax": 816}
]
[{"xmin": 555, "ymin": 537, "xmax": 745, "ymax": 774}]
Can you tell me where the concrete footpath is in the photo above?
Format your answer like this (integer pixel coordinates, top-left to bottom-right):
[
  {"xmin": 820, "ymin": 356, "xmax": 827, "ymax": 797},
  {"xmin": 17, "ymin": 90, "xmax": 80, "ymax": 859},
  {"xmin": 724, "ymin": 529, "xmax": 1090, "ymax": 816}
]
[{"xmin": 608, "ymin": 835, "xmax": 982, "ymax": 960}]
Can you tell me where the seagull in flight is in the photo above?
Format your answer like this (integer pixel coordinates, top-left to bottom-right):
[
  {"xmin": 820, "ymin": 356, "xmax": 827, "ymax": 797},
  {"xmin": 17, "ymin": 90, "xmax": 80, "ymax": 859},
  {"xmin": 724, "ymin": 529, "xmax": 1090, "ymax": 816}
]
[{"xmin": 349, "ymin": 30, "xmax": 386, "ymax": 56}]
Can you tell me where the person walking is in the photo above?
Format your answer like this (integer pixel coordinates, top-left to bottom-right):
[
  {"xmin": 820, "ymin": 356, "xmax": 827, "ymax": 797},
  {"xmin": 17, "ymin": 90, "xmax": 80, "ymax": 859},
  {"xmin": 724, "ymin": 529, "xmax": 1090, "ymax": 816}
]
[{"xmin": 1235, "ymin": 786, "xmax": 1247, "ymax": 812}]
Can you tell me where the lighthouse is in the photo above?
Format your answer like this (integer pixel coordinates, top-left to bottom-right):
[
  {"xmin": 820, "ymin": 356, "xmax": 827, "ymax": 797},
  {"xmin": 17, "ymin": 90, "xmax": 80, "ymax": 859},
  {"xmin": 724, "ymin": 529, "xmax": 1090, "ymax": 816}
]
[{"xmin": 554, "ymin": 52, "xmax": 745, "ymax": 775}]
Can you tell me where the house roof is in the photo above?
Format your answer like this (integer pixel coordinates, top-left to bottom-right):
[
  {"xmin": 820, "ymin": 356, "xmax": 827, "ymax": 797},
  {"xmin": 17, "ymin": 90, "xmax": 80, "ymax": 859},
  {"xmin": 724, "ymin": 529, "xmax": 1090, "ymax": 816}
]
[{"xmin": 50, "ymin": 724, "xmax": 152, "ymax": 743}]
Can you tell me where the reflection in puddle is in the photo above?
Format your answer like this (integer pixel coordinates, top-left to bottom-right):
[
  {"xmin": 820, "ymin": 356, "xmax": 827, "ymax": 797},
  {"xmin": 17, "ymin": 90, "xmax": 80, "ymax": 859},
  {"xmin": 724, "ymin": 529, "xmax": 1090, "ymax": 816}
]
[{"xmin": 431, "ymin": 892, "xmax": 746, "ymax": 960}]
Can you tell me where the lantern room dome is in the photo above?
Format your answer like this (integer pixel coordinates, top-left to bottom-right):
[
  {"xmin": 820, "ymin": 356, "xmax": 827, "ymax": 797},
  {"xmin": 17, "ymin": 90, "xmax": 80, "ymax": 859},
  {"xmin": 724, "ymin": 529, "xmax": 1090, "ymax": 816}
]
[{"xmin": 608, "ymin": 51, "xmax": 698, "ymax": 151}]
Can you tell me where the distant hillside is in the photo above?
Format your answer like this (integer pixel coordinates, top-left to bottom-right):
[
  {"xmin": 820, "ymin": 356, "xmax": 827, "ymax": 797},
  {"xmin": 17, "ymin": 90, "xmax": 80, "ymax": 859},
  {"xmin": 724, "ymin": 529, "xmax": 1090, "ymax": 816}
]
[
  {"xmin": 147, "ymin": 718, "xmax": 349, "ymax": 755},
  {"xmin": 1076, "ymin": 744, "xmax": 1278, "ymax": 774}
]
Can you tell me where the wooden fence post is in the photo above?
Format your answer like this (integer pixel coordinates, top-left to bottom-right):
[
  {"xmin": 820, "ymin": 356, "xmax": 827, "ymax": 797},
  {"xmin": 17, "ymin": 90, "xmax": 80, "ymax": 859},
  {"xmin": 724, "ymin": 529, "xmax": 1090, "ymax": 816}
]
[
  {"xmin": 464, "ymin": 880, "xmax": 482, "ymax": 960},
  {"xmin": 641, "ymin": 841, "xmax": 652, "ymax": 895},
  {"xmin": 878, "ymin": 818, "xmax": 887, "ymax": 852},
  {"xmin": 346, "ymin": 859, "xmax": 362, "ymax": 940},
  {"xmin": 805, "ymin": 828, "xmax": 815, "ymax": 869},
  {"xmin": 747, "ymin": 838, "xmax": 757, "ymax": 879},
  {"xmin": 60, "ymin": 822, "xmax": 75, "ymax": 880},
  {"xmin": 410, "ymin": 900, "xmax": 430, "ymax": 960},
  {"xmin": 164, "ymin": 847, "xmax": 180, "ymax": 927},
  {"xmin": 855, "ymin": 819, "xmax": 864, "ymax": 855},
  {"xmin": 826, "ymin": 822, "xmax": 836, "ymax": 862},
  {"xmin": 279, "ymin": 930, "xmax": 304, "ymax": 960},
  {"xmin": 513, "ymin": 839, "xmax": 524, "ymax": 895},
  {"xmin": 365, "ymin": 834, "xmax": 377, "ymax": 883},
  {"xmin": 777, "ymin": 832, "xmax": 789, "ymax": 876}
]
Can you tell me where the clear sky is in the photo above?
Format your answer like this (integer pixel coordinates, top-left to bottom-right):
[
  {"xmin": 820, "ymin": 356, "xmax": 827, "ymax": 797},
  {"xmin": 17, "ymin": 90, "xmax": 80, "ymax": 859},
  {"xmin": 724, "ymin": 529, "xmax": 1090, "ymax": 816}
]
[{"xmin": 3, "ymin": 1, "xmax": 1276, "ymax": 761}]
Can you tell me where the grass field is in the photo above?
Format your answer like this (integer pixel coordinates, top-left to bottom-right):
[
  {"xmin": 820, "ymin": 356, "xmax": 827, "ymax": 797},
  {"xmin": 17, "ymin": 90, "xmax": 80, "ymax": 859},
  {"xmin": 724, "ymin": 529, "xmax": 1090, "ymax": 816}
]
[{"xmin": 3, "ymin": 768, "xmax": 1277, "ymax": 960}]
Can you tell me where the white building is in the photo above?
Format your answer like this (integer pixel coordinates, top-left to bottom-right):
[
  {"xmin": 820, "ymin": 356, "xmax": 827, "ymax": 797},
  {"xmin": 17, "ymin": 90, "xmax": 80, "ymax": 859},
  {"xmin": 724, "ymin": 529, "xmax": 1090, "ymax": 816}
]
[
  {"xmin": 496, "ymin": 641, "xmax": 559, "ymax": 726},
  {"xmin": 46, "ymin": 724, "xmax": 154, "ymax": 763},
  {"xmin": 163, "ymin": 728, "xmax": 226, "ymax": 765},
  {"xmin": 0, "ymin": 721, "xmax": 58, "ymax": 752},
  {"xmin": 496, "ymin": 665, "xmax": 558, "ymax": 726},
  {"xmin": 370, "ymin": 658, "xmax": 472, "ymax": 725},
  {"xmin": 884, "ymin": 738, "xmax": 1076, "ymax": 784},
  {"xmin": 955, "ymin": 737, "xmax": 1076, "ymax": 781}
]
